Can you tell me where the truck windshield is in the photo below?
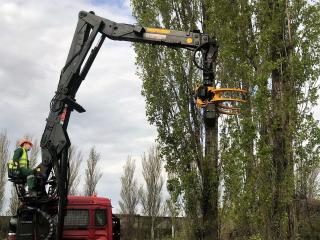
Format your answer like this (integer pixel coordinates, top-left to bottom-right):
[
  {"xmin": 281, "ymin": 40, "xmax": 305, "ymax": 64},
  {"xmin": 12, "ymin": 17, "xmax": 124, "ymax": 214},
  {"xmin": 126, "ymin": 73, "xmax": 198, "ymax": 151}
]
[{"xmin": 64, "ymin": 209, "xmax": 89, "ymax": 228}]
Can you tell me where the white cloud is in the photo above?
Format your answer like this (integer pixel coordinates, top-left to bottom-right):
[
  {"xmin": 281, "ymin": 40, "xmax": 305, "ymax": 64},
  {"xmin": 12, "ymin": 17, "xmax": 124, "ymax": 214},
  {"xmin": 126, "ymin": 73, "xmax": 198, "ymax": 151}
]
[{"xmin": 0, "ymin": 0, "xmax": 157, "ymax": 211}]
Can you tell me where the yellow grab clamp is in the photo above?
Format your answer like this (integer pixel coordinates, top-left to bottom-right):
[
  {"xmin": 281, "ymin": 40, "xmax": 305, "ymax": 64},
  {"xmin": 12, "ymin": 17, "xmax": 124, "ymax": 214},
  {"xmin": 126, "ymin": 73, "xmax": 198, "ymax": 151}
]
[
  {"xmin": 196, "ymin": 98, "xmax": 208, "ymax": 107},
  {"xmin": 195, "ymin": 87, "xmax": 247, "ymax": 114},
  {"xmin": 207, "ymin": 88, "xmax": 247, "ymax": 94},
  {"xmin": 211, "ymin": 97, "xmax": 246, "ymax": 103},
  {"xmin": 209, "ymin": 88, "xmax": 247, "ymax": 102}
]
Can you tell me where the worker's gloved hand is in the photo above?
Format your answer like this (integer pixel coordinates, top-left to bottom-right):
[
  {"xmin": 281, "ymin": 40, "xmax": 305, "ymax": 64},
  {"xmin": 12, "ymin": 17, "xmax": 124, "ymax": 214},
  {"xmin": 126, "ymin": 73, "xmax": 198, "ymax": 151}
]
[
  {"xmin": 33, "ymin": 168, "xmax": 41, "ymax": 175},
  {"xmin": 13, "ymin": 161, "xmax": 19, "ymax": 167},
  {"xmin": 33, "ymin": 167, "xmax": 41, "ymax": 174}
]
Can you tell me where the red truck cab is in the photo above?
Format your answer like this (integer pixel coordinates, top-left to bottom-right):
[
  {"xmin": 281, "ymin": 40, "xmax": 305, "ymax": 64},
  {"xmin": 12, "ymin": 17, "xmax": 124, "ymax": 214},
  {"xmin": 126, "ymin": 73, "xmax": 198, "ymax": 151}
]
[
  {"xmin": 8, "ymin": 196, "xmax": 120, "ymax": 240},
  {"xmin": 63, "ymin": 196, "xmax": 113, "ymax": 240}
]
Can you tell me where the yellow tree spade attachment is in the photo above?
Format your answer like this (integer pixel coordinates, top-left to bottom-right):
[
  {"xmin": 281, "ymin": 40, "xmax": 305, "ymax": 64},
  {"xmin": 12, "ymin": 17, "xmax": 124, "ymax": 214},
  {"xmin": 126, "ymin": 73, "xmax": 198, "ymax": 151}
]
[{"xmin": 195, "ymin": 86, "xmax": 247, "ymax": 115}]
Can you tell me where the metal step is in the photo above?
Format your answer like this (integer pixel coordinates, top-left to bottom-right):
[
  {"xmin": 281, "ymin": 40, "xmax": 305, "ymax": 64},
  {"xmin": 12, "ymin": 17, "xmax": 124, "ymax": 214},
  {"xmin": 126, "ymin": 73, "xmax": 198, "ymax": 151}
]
[
  {"xmin": 18, "ymin": 233, "xmax": 33, "ymax": 236},
  {"xmin": 20, "ymin": 220, "xmax": 33, "ymax": 224},
  {"xmin": 17, "ymin": 233, "xmax": 33, "ymax": 240}
]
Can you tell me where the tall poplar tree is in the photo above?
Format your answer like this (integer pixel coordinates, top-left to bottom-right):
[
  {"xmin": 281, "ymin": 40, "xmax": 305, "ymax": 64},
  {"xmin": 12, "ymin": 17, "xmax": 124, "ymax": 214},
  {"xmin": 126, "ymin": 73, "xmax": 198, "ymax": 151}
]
[
  {"xmin": 0, "ymin": 130, "xmax": 9, "ymax": 214},
  {"xmin": 68, "ymin": 145, "xmax": 82, "ymax": 195},
  {"xmin": 131, "ymin": 0, "xmax": 218, "ymax": 238},
  {"xmin": 206, "ymin": 0, "xmax": 320, "ymax": 238},
  {"xmin": 84, "ymin": 147, "xmax": 102, "ymax": 196},
  {"xmin": 139, "ymin": 146, "xmax": 164, "ymax": 240},
  {"xmin": 119, "ymin": 156, "xmax": 140, "ymax": 240}
]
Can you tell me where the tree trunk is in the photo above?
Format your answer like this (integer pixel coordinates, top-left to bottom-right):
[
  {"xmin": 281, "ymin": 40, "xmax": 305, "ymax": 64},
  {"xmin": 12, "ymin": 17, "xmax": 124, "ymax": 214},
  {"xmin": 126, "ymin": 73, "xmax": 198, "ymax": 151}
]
[
  {"xmin": 203, "ymin": 104, "xmax": 219, "ymax": 240},
  {"xmin": 151, "ymin": 216, "xmax": 155, "ymax": 240},
  {"xmin": 269, "ymin": 4, "xmax": 296, "ymax": 237}
]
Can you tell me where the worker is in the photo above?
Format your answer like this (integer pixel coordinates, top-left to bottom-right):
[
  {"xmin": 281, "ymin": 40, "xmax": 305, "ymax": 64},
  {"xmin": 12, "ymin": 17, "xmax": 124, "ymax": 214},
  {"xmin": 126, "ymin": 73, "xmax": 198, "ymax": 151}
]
[{"xmin": 11, "ymin": 138, "xmax": 36, "ymax": 196}]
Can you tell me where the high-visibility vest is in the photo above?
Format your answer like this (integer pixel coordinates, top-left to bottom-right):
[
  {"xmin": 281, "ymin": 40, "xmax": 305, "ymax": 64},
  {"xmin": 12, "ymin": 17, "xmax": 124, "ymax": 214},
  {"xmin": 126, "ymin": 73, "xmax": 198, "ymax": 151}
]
[
  {"xmin": 19, "ymin": 148, "xmax": 29, "ymax": 168},
  {"xmin": 7, "ymin": 148, "xmax": 29, "ymax": 175}
]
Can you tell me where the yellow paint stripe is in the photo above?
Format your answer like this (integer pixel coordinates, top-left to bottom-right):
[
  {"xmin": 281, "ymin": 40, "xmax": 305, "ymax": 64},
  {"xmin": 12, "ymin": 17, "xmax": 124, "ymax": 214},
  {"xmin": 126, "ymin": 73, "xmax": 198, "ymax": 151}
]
[{"xmin": 146, "ymin": 28, "xmax": 171, "ymax": 34}]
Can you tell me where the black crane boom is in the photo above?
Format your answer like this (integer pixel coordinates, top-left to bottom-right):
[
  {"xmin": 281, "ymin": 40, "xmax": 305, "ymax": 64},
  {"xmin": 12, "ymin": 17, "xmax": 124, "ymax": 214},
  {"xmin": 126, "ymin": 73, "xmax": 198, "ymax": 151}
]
[{"xmin": 32, "ymin": 10, "xmax": 218, "ymax": 240}]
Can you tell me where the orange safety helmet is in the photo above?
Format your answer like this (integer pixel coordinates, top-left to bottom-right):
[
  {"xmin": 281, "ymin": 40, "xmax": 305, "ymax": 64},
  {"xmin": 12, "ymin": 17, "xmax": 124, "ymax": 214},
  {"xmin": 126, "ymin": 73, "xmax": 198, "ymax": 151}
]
[{"xmin": 19, "ymin": 138, "xmax": 33, "ymax": 147}]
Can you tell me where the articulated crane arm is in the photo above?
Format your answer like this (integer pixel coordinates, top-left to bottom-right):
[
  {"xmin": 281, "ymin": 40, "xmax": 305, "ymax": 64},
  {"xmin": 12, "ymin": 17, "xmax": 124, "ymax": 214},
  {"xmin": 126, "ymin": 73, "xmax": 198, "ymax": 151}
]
[{"xmin": 36, "ymin": 11, "xmax": 217, "ymax": 239}]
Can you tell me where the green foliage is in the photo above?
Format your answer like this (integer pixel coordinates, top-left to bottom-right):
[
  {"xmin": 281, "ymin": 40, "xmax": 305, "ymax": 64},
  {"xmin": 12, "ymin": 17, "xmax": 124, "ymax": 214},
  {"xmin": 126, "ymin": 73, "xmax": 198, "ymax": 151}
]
[
  {"xmin": 132, "ymin": 0, "xmax": 206, "ymax": 237},
  {"xmin": 131, "ymin": 0, "xmax": 320, "ymax": 239},
  {"xmin": 207, "ymin": 0, "xmax": 320, "ymax": 238}
]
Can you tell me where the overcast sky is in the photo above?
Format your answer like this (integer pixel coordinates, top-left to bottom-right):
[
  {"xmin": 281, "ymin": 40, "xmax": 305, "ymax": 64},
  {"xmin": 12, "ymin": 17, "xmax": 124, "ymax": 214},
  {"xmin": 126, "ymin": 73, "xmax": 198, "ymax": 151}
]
[{"xmin": 0, "ymin": 0, "xmax": 159, "ymax": 212}]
